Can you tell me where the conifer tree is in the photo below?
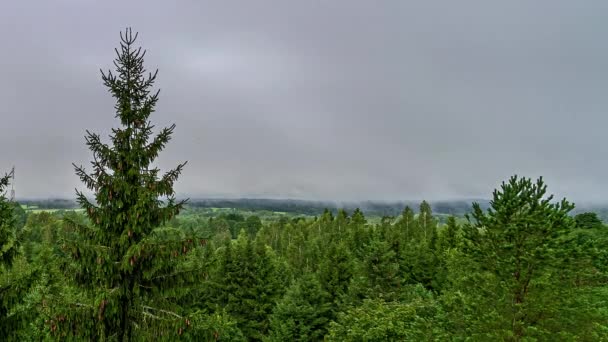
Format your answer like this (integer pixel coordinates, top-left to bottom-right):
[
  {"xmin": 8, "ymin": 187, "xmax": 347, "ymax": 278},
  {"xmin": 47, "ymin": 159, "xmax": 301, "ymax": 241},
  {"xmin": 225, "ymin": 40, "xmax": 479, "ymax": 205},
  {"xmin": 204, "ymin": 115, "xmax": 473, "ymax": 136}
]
[
  {"xmin": 574, "ymin": 212, "xmax": 603, "ymax": 230},
  {"xmin": 334, "ymin": 209, "xmax": 349, "ymax": 239},
  {"xmin": 344, "ymin": 208, "xmax": 369, "ymax": 259},
  {"xmin": 461, "ymin": 176, "xmax": 576, "ymax": 339},
  {"xmin": 397, "ymin": 203, "xmax": 439, "ymax": 291},
  {"xmin": 0, "ymin": 173, "xmax": 18, "ymax": 268},
  {"xmin": 417, "ymin": 201, "xmax": 435, "ymax": 241},
  {"xmin": 286, "ymin": 228, "xmax": 306, "ymax": 271},
  {"xmin": 245, "ymin": 215, "xmax": 262, "ymax": 238},
  {"xmin": 267, "ymin": 274, "xmax": 332, "ymax": 341},
  {"xmin": 439, "ymin": 216, "xmax": 460, "ymax": 251},
  {"xmin": 327, "ymin": 285, "xmax": 445, "ymax": 341},
  {"xmin": 0, "ymin": 172, "xmax": 24, "ymax": 337},
  {"xmin": 349, "ymin": 231, "xmax": 400, "ymax": 302},
  {"xmin": 397, "ymin": 206, "xmax": 416, "ymax": 242},
  {"xmin": 68, "ymin": 28, "xmax": 195, "ymax": 340},
  {"xmin": 350, "ymin": 208, "xmax": 366, "ymax": 226},
  {"xmin": 209, "ymin": 231, "xmax": 285, "ymax": 340},
  {"xmin": 318, "ymin": 242, "xmax": 353, "ymax": 318},
  {"xmin": 318, "ymin": 209, "xmax": 334, "ymax": 227}
]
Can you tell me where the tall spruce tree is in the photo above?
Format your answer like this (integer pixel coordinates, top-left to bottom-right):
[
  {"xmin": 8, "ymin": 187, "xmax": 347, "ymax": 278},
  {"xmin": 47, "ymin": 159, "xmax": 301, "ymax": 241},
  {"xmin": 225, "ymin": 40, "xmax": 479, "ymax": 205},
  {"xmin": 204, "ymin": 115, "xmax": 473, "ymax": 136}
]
[{"xmin": 69, "ymin": 29, "xmax": 191, "ymax": 340}]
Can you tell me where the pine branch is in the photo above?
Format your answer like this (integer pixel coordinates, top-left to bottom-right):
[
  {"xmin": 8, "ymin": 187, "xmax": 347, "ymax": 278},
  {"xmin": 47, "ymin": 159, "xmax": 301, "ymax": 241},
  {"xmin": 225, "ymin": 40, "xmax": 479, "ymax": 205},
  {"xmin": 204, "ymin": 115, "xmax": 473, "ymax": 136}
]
[
  {"xmin": 73, "ymin": 165, "xmax": 98, "ymax": 191},
  {"xmin": 142, "ymin": 124, "xmax": 174, "ymax": 164},
  {"xmin": 141, "ymin": 305, "xmax": 182, "ymax": 319},
  {"xmin": 155, "ymin": 162, "xmax": 187, "ymax": 196},
  {"xmin": 150, "ymin": 266, "xmax": 207, "ymax": 282},
  {"xmin": 84, "ymin": 131, "xmax": 115, "ymax": 164}
]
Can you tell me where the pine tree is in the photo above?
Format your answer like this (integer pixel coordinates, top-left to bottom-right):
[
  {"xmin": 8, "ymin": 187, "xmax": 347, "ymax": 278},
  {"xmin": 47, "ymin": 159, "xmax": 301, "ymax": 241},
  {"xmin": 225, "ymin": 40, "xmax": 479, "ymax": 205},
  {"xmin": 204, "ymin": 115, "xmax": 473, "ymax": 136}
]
[
  {"xmin": 245, "ymin": 215, "xmax": 262, "ymax": 238},
  {"xmin": 317, "ymin": 242, "xmax": 353, "ymax": 318},
  {"xmin": 0, "ymin": 173, "xmax": 18, "ymax": 268},
  {"xmin": 574, "ymin": 212, "xmax": 604, "ymax": 230},
  {"xmin": 267, "ymin": 274, "xmax": 332, "ymax": 341},
  {"xmin": 0, "ymin": 172, "xmax": 25, "ymax": 337},
  {"xmin": 396, "ymin": 203, "xmax": 439, "ymax": 290},
  {"xmin": 334, "ymin": 209, "xmax": 349, "ymax": 240},
  {"xmin": 345, "ymin": 209, "xmax": 369, "ymax": 260},
  {"xmin": 398, "ymin": 206, "xmax": 416, "ymax": 242},
  {"xmin": 461, "ymin": 176, "xmax": 576, "ymax": 339},
  {"xmin": 209, "ymin": 231, "xmax": 285, "ymax": 340},
  {"xmin": 285, "ymin": 224, "xmax": 307, "ymax": 271},
  {"xmin": 349, "ymin": 231, "xmax": 400, "ymax": 302},
  {"xmin": 68, "ymin": 28, "xmax": 195, "ymax": 340},
  {"xmin": 249, "ymin": 236, "xmax": 285, "ymax": 339},
  {"xmin": 439, "ymin": 216, "xmax": 460, "ymax": 251},
  {"xmin": 328, "ymin": 285, "xmax": 446, "ymax": 341},
  {"xmin": 417, "ymin": 201, "xmax": 435, "ymax": 241},
  {"xmin": 350, "ymin": 208, "xmax": 366, "ymax": 226}
]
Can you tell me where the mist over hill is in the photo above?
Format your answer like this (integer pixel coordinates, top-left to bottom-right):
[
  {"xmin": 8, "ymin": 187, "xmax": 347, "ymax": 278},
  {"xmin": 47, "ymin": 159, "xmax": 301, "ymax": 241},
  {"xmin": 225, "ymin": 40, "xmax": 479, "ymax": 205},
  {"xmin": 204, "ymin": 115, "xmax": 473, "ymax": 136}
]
[
  {"xmin": 17, "ymin": 197, "xmax": 489, "ymax": 216},
  {"xmin": 187, "ymin": 198, "xmax": 492, "ymax": 217}
]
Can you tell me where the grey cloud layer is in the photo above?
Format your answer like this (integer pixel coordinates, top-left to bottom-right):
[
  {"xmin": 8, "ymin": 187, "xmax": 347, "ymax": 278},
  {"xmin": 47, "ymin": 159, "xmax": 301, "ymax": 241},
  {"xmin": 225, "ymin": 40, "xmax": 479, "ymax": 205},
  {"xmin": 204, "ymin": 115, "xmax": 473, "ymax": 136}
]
[{"xmin": 1, "ymin": 1, "xmax": 607, "ymax": 201}]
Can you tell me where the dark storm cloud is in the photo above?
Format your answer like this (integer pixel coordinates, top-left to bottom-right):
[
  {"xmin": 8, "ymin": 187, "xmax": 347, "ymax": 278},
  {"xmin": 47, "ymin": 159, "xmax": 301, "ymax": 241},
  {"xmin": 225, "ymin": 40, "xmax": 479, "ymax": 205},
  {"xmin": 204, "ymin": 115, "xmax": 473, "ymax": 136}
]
[{"xmin": 1, "ymin": 1, "xmax": 608, "ymax": 202}]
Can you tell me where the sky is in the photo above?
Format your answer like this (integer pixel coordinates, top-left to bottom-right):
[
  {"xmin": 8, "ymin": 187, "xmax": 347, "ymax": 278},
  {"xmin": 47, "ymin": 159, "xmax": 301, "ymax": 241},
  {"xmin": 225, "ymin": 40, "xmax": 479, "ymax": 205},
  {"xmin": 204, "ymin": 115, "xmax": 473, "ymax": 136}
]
[{"xmin": 1, "ymin": 1, "xmax": 608, "ymax": 202}]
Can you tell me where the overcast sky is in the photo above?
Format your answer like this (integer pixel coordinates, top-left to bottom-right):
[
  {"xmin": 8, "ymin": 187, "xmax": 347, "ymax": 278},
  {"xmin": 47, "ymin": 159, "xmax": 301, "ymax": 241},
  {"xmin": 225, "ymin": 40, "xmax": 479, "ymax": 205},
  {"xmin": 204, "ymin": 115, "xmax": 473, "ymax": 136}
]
[{"xmin": 1, "ymin": 1, "xmax": 607, "ymax": 202}]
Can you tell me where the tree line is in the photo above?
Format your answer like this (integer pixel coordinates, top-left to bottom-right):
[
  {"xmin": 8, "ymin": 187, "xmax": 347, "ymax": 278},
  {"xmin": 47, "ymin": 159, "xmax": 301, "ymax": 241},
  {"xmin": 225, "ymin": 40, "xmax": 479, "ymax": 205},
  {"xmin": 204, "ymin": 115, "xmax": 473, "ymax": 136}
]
[{"xmin": 187, "ymin": 198, "xmax": 486, "ymax": 217}]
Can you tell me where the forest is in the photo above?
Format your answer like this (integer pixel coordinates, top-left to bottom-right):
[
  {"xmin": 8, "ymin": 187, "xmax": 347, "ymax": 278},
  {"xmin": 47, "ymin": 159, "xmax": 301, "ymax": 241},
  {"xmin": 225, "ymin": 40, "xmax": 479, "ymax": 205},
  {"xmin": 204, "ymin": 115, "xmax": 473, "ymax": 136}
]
[{"xmin": 1, "ymin": 29, "xmax": 608, "ymax": 341}]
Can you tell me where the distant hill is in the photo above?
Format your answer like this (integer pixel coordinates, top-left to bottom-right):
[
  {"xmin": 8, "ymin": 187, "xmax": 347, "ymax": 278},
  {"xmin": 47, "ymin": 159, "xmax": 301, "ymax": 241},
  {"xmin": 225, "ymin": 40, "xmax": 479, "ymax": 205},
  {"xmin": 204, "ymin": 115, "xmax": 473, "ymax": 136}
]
[
  {"xmin": 19, "ymin": 198, "xmax": 79, "ymax": 210},
  {"xmin": 16, "ymin": 197, "xmax": 492, "ymax": 217},
  {"xmin": 19, "ymin": 197, "xmax": 608, "ymax": 222}
]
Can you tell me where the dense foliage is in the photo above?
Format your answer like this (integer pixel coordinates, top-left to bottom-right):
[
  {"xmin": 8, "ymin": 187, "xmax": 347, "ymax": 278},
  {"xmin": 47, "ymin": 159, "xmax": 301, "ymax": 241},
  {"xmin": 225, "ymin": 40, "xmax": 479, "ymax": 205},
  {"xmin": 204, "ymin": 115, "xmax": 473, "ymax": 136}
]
[
  {"xmin": 1, "ymin": 30, "xmax": 607, "ymax": 340},
  {"xmin": 5, "ymin": 175, "xmax": 607, "ymax": 340}
]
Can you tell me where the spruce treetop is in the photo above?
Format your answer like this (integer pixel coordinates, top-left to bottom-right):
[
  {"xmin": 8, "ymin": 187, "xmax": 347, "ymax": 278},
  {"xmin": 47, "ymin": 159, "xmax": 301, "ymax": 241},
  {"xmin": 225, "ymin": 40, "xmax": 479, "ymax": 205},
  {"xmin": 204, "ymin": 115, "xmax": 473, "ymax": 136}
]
[{"xmin": 74, "ymin": 27, "xmax": 187, "ymax": 240}]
